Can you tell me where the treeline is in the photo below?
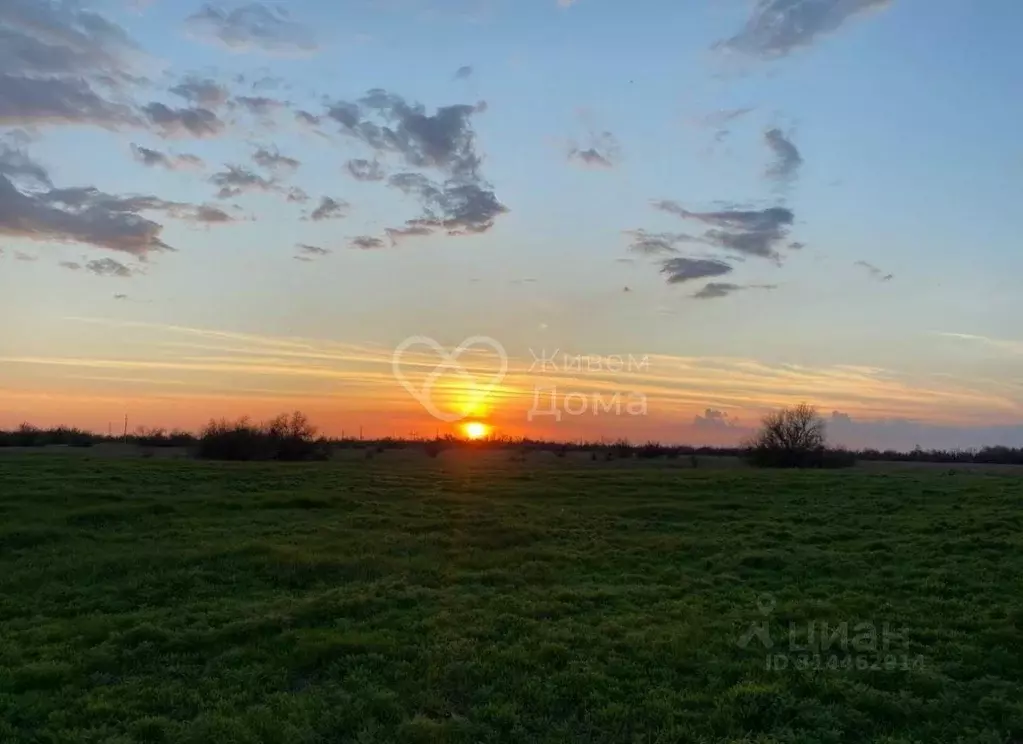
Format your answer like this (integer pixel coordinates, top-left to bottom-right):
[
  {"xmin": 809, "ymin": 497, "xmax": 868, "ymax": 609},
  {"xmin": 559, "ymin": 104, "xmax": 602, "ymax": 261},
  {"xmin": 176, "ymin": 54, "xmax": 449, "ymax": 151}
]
[{"xmin": 3, "ymin": 413, "xmax": 1023, "ymax": 465}]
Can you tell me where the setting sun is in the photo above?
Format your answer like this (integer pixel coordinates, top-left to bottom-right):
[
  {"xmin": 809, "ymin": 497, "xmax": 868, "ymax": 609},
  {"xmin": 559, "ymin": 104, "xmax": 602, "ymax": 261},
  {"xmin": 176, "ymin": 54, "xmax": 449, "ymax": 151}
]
[{"xmin": 462, "ymin": 421, "xmax": 490, "ymax": 440}]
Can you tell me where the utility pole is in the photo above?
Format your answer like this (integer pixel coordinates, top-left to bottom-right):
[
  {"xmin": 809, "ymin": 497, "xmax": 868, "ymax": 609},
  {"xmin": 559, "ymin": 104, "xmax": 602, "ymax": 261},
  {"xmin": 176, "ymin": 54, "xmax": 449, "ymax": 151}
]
[{"xmin": 123, "ymin": 414, "xmax": 128, "ymax": 440}]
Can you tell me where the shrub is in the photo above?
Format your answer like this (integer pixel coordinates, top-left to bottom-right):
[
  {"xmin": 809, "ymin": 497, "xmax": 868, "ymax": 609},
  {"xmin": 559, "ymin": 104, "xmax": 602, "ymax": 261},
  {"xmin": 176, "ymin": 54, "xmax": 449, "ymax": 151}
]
[{"xmin": 195, "ymin": 412, "xmax": 327, "ymax": 461}]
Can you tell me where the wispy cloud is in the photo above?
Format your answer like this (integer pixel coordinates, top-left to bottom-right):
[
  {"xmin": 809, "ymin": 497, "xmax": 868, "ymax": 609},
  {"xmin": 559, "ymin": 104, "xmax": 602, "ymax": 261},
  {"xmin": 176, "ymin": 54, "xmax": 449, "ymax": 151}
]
[
  {"xmin": 717, "ymin": 0, "xmax": 893, "ymax": 59},
  {"xmin": 185, "ymin": 3, "xmax": 317, "ymax": 55},
  {"xmin": 855, "ymin": 260, "xmax": 893, "ymax": 281}
]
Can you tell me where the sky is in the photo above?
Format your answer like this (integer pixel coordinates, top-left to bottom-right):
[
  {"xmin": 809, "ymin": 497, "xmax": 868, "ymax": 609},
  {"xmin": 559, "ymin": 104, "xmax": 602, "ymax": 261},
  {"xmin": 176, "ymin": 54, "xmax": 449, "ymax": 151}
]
[{"xmin": 1, "ymin": 0, "xmax": 1022, "ymax": 449}]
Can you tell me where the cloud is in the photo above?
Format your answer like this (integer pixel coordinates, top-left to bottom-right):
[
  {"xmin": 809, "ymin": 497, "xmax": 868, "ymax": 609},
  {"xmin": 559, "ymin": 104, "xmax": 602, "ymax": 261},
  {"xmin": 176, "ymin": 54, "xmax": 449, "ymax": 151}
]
[
  {"xmin": 0, "ymin": 0, "xmax": 141, "ymax": 128},
  {"xmin": 143, "ymin": 103, "xmax": 224, "ymax": 138},
  {"xmin": 693, "ymin": 408, "xmax": 742, "ymax": 430},
  {"xmin": 568, "ymin": 131, "xmax": 621, "ymax": 169},
  {"xmin": 295, "ymin": 243, "xmax": 330, "ymax": 259},
  {"xmin": 130, "ymin": 144, "xmax": 204, "ymax": 171},
  {"xmin": 113, "ymin": 293, "xmax": 129, "ymax": 300},
  {"xmin": 15, "ymin": 251, "xmax": 37, "ymax": 262},
  {"xmin": 60, "ymin": 261, "xmax": 82, "ymax": 270},
  {"xmin": 789, "ymin": 241, "xmax": 806, "ymax": 250},
  {"xmin": 169, "ymin": 76, "xmax": 230, "ymax": 109},
  {"xmin": 191, "ymin": 205, "xmax": 235, "ymax": 224},
  {"xmin": 625, "ymin": 229, "xmax": 699, "ymax": 256},
  {"xmin": 295, "ymin": 110, "xmax": 321, "ymax": 127},
  {"xmin": 234, "ymin": 95, "xmax": 286, "ymax": 116},
  {"xmin": 385, "ymin": 223, "xmax": 435, "ymax": 245},
  {"xmin": 453, "ymin": 65, "xmax": 473, "ymax": 80},
  {"xmin": 346, "ymin": 159, "xmax": 386, "ymax": 182},
  {"xmin": 0, "ymin": 174, "xmax": 173, "ymax": 258},
  {"xmin": 655, "ymin": 202, "xmax": 795, "ymax": 261},
  {"xmin": 85, "ymin": 257, "xmax": 133, "ymax": 277},
  {"xmin": 660, "ymin": 258, "xmax": 734, "ymax": 284},
  {"xmin": 718, "ymin": 0, "xmax": 893, "ymax": 59},
  {"xmin": 855, "ymin": 260, "xmax": 893, "ymax": 281},
  {"xmin": 692, "ymin": 282, "xmax": 778, "ymax": 300},
  {"xmin": 252, "ymin": 147, "xmax": 300, "ymax": 172},
  {"xmin": 328, "ymin": 90, "xmax": 484, "ymax": 178},
  {"xmin": 286, "ymin": 187, "xmax": 310, "ymax": 203},
  {"xmin": 0, "ymin": 143, "xmax": 53, "ymax": 189},
  {"xmin": 350, "ymin": 236, "xmax": 385, "ymax": 250},
  {"xmin": 0, "ymin": 75, "xmax": 137, "ymax": 128},
  {"xmin": 320, "ymin": 90, "xmax": 506, "ymax": 236},
  {"xmin": 309, "ymin": 196, "xmax": 349, "ymax": 221},
  {"xmin": 210, "ymin": 165, "xmax": 276, "ymax": 199},
  {"xmin": 186, "ymin": 3, "xmax": 317, "ymax": 54},
  {"xmin": 388, "ymin": 173, "xmax": 507, "ymax": 235},
  {"xmin": 764, "ymin": 128, "xmax": 803, "ymax": 183},
  {"xmin": 693, "ymin": 107, "xmax": 756, "ymax": 128}
]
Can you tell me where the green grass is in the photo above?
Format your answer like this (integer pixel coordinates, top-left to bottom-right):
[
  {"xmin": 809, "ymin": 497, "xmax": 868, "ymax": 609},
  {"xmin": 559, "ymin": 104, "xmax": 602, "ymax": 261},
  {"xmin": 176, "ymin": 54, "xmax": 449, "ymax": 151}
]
[{"xmin": 1, "ymin": 454, "xmax": 1022, "ymax": 743}]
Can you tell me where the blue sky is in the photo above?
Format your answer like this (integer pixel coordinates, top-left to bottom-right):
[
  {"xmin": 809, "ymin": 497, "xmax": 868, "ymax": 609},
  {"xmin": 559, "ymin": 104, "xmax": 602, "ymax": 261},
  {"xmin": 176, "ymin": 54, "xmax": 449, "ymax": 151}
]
[{"xmin": 1, "ymin": 0, "xmax": 1022, "ymax": 446}]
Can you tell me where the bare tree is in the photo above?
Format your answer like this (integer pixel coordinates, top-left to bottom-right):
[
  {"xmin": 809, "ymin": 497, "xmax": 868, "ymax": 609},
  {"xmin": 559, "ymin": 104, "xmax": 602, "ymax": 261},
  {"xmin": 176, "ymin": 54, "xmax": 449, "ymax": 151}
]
[{"xmin": 745, "ymin": 403, "xmax": 827, "ymax": 467}]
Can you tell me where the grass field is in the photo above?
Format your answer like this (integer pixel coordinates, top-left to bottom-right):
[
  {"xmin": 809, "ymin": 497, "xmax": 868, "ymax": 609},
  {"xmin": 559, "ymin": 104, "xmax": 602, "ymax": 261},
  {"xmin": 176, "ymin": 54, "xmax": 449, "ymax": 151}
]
[{"xmin": 1, "ymin": 454, "xmax": 1022, "ymax": 743}]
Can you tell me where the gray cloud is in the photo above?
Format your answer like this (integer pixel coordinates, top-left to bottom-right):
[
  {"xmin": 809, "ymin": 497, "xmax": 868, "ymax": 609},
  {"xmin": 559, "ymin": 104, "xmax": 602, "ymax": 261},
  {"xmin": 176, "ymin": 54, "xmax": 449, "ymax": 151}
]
[
  {"xmin": 131, "ymin": 144, "xmax": 204, "ymax": 171},
  {"xmin": 186, "ymin": 3, "xmax": 317, "ymax": 54},
  {"xmin": 693, "ymin": 408, "xmax": 742, "ymax": 430},
  {"xmin": 0, "ymin": 75, "xmax": 136, "ymax": 128},
  {"xmin": 694, "ymin": 107, "xmax": 755, "ymax": 129},
  {"xmin": 15, "ymin": 251, "xmax": 37, "ymax": 262},
  {"xmin": 385, "ymin": 224, "xmax": 435, "ymax": 245},
  {"xmin": 0, "ymin": 0, "xmax": 141, "ymax": 128},
  {"xmin": 143, "ymin": 102, "xmax": 224, "ymax": 138},
  {"xmin": 855, "ymin": 260, "xmax": 893, "ymax": 281},
  {"xmin": 660, "ymin": 257, "xmax": 733, "ymax": 284},
  {"xmin": 625, "ymin": 229, "xmax": 699, "ymax": 256},
  {"xmin": 568, "ymin": 131, "xmax": 621, "ymax": 169},
  {"xmin": 0, "ymin": 174, "xmax": 172, "ymax": 258},
  {"xmin": 309, "ymin": 196, "xmax": 349, "ymax": 221},
  {"xmin": 253, "ymin": 147, "xmax": 300, "ymax": 172},
  {"xmin": 319, "ymin": 90, "xmax": 506, "ymax": 237},
  {"xmin": 350, "ymin": 236, "xmax": 385, "ymax": 250},
  {"xmin": 0, "ymin": 143, "xmax": 52, "ymax": 189},
  {"xmin": 86, "ymin": 257, "xmax": 134, "ymax": 277},
  {"xmin": 169, "ymin": 76, "xmax": 230, "ymax": 109},
  {"xmin": 59, "ymin": 260, "xmax": 81, "ymax": 270},
  {"xmin": 296, "ymin": 243, "xmax": 330, "ymax": 258},
  {"xmin": 454, "ymin": 65, "xmax": 473, "ymax": 80},
  {"xmin": 789, "ymin": 241, "xmax": 806, "ymax": 250},
  {"xmin": 234, "ymin": 95, "xmax": 285, "ymax": 116},
  {"xmin": 692, "ymin": 282, "xmax": 778, "ymax": 300},
  {"xmin": 328, "ymin": 91, "xmax": 484, "ymax": 177},
  {"xmin": 286, "ymin": 187, "xmax": 310, "ymax": 203},
  {"xmin": 346, "ymin": 158, "xmax": 386, "ymax": 182},
  {"xmin": 718, "ymin": 0, "xmax": 893, "ymax": 59},
  {"xmin": 388, "ymin": 173, "xmax": 506, "ymax": 235},
  {"xmin": 764, "ymin": 128, "xmax": 803, "ymax": 183},
  {"xmin": 655, "ymin": 202, "xmax": 795, "ymax": 260},
  {"xmin": 295, "ymin": 110, "xmax": 321, "ymax": 127},
  {"xmin": 210, "ymin": 165, "xmax": 276, "ymax": 199},
  {"xmin": 113, "ymin": 293, "xmax": 128, "ymax": 300},
  {"xmin": 191, "ymin": 205, "xmax": 235, "ymax": 224}
]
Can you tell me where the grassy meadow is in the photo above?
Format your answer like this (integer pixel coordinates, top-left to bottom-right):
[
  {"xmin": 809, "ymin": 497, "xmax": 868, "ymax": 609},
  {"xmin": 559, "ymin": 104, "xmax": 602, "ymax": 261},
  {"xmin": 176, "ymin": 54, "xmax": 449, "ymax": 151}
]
[{"xmin": 1, "ymin": 452, "xmax": 1022, "ymax": 743}]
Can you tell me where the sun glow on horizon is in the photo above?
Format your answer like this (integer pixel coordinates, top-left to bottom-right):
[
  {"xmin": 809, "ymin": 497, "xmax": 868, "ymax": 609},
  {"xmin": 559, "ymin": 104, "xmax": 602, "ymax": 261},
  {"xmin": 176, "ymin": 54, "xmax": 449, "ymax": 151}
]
[{"xmin": 462, "ymin": 421, "xmax": 490, "ymax": 440}]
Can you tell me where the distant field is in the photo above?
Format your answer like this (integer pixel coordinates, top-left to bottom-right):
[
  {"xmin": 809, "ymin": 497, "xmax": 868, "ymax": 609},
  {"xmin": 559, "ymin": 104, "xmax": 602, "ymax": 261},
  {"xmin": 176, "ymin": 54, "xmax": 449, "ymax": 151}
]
[{"xmin": 1, "ymin": 455, "xmax": 1022, "ymax": 743}]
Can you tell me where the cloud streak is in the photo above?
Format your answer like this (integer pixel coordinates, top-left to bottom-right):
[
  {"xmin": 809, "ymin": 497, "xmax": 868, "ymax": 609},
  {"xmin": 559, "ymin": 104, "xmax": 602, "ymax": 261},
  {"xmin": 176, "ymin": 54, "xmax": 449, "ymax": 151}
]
[
  {"xmin": 718, "ymin": 0, "xmax": 893, "ymax": 59},
  {"xmin": 186, "ymin": 3, "xmax": 317, "ymax": 54}
]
